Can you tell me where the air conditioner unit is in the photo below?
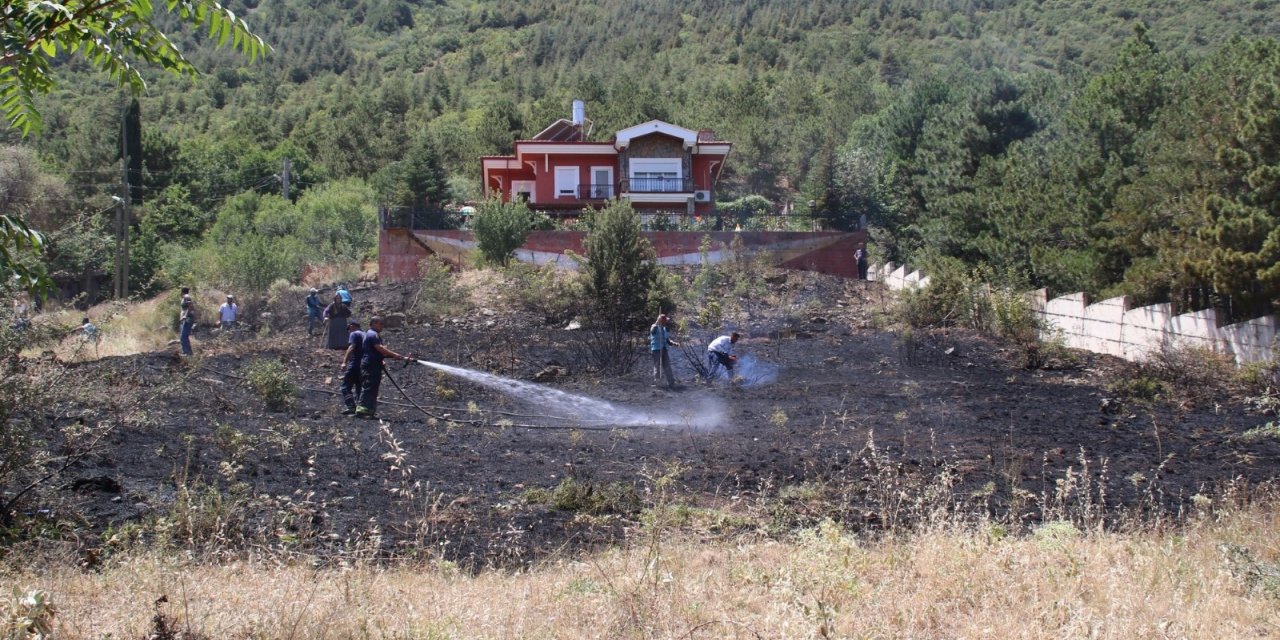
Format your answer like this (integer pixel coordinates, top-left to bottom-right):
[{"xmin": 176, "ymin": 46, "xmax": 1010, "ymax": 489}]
[{"xmin": 693, "ymin": 190, "xmax": 712, "ymax": 202}]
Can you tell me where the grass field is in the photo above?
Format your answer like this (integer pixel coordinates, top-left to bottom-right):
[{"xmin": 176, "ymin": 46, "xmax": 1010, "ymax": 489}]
[{"xmin": 8, "ymin": 499, "xmax": 1279, "ymax": 639}]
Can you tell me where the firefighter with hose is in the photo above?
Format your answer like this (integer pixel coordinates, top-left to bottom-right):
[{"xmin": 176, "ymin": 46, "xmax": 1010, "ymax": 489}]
[{"xmin": 354, "ymin": 316, "xmax": 415, "ymax": 419}]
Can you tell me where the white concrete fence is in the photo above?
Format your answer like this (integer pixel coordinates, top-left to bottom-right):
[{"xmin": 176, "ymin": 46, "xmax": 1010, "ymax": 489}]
[{"xmin": 869, "ymin": 263, "xmax": 1277, "ymax": 365}]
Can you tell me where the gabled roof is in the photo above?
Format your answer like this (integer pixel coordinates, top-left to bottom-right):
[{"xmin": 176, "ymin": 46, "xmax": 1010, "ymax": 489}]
[{"xmin": 615, "ymin": 120, "xmax": 698, "ymax": 148}]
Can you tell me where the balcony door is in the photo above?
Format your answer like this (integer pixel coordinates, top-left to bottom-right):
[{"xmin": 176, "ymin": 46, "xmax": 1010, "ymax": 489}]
[{"xmin": 591, "ymin": 167, "xmax": 614, "ymax": 198}]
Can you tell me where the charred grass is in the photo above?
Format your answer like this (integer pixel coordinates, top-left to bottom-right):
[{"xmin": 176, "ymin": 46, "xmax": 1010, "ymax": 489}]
[{"xmin": 3, "ymin": 269, "xmax": 1280, "ymax": 637}]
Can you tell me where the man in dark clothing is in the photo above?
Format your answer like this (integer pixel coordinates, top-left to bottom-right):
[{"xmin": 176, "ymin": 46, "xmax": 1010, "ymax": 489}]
[
  {"xmin": 355, "ymin": 316, "xmax": 414, "ymax": 419},
  {"xmin": 339, "ymin": 320, "xmax": 364, "ymax": 415},
  {"xmin": 178, "ymin": 286, "xmax": 195, "ymax": 356}
]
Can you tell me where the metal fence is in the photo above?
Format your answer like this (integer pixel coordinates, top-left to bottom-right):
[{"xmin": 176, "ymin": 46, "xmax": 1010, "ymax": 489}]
[{"xmin": 382, "ymin": 205, "xmax": 860, "ymax": 233}]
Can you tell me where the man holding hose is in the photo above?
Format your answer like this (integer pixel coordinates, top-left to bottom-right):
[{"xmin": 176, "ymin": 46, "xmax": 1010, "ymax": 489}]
[{"xmin": 355, "ymin": 316, "xmax": 415, "ymax": 419}]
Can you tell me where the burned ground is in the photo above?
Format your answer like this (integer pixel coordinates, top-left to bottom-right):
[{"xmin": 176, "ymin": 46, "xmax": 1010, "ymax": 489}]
[{"xmin": 21, "ymin": 275, "xmax": 1280, "ymax": 569}]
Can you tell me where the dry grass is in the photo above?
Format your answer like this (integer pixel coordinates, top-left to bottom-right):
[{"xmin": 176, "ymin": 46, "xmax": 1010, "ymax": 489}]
[
  {"xmin": 11, "ymin": 503, "xmax": 1279, "ymax": 639},
  {"xmin": 23, "ymin": 294, "xmax": 177, "ymax": 361}
]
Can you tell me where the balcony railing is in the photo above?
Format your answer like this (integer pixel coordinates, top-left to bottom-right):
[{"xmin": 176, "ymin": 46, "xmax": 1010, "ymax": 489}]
[
  {"xmin": 622, "ymin": 176, "xmax": 694, "ymax": 193},
  {"xmin": 578, "ymin": 184, "xmax": 615, "ymax": 199}
]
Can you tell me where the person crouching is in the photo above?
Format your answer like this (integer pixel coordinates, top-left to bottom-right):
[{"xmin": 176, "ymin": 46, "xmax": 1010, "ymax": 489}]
[{"xmin": 706, "ymin": 332, "xmax": 740, "ymax": 382}]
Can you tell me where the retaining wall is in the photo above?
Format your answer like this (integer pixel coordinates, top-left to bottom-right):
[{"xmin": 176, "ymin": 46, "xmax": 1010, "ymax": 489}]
[
  {"xmin": 869, "ymin": 261, "xmax": 1277, "ymax": 365},
  {"xmin": 379, "ymin": 229, "xmax": 867, "ymax": 282}
]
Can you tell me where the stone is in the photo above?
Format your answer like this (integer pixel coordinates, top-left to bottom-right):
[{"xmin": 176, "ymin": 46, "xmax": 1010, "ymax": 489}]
[
  {"xmin": 383, "ymin": 312, "xmax": 406, "ymax": 329},
  {"xmin": 533, "ymin": 365, "xmax": 569, "ymax": 382}
]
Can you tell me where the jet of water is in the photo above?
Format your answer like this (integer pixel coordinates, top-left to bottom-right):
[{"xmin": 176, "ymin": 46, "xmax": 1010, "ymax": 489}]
[{"xmin": 417, "ymin": 361, "xmax": 726, "ymax": 429}]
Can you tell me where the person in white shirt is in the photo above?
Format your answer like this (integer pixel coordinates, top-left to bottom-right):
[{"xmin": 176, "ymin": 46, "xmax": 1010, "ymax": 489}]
[
  {"xmin": 706, "ymin": 332, "xmax": 740, "ymax": 381},
  {"xmin": 218, "ymin": 294, "xmax": 239, "ymax": 333}
]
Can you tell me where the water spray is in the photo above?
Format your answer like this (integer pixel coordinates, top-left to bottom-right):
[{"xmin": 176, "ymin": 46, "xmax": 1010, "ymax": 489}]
[{"xmin": 415, "ymin": 360, "xmax": 727, "ymax": 429}]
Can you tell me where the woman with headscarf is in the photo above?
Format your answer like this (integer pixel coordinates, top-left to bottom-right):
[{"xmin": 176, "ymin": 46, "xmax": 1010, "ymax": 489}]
[{"xmin": 323, "ymin": 293, "xmax": 352, "ymax": 350}]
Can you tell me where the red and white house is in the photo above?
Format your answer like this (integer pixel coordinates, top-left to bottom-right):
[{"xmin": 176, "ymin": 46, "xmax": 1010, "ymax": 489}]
[{"xmin": 481, "ymin": 101, "xmax": 732, "ymax": 216}]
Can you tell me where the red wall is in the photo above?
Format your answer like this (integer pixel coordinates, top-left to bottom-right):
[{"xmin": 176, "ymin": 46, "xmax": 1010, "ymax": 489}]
[{"xmin": 379, "ymin": 229, "xmax": 866, "ymax": 282}]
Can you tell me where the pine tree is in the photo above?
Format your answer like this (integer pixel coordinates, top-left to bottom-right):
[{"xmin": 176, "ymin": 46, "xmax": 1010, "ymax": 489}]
[{"xmin": 1194, "ymin": 41, "xmax": 1280, "ymax": 317}]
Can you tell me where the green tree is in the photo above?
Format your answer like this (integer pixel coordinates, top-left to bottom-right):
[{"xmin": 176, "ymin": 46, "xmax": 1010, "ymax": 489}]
[
  {"xmin": 580, "ymin": 199, "xmax": 660, "ymax": 328},
  {"xmin": 1194, "ymin": 42, "xmax": 1280, "ymax": 318},
  {"xmin": 0, "ymin": 0, "xmax": 268, "ymax": 135},
  {"xmin": 0, "ymin": 0, "xmax": 266, "ymax": 297},
  {"xmin": 472, "ymin": 198, "xmax": 533, "ymax": 267}
]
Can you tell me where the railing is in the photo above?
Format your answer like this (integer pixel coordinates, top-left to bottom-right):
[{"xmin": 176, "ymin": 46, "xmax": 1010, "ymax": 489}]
[
  {"xmin": 622, "ymin": 176, "xmax": 694, "ymax": 193},
  {"xmin": 380, "ymin": 206, "xmax": 464, "ymax": 230},
  {"xmin": 578, "ymin": 184, "xmax": 615, "ymax": 199}
]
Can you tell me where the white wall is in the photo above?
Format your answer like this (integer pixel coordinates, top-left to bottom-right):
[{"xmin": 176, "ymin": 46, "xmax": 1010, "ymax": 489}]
[{"xmin": 869, "ymin": 262, "xmax": 1277, "ymax": 365}]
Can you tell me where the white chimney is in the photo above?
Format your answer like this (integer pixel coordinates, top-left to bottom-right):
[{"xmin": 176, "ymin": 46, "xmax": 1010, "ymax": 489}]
[{"xmin": 572, "ymin": 99, "xmax": 585, "ymax": 126}]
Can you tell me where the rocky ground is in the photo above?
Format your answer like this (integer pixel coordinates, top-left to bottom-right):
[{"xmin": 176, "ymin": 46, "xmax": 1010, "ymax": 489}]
[{"xmin": 18, "ymin": 272, "xmax": 1279, "ymax": 569}]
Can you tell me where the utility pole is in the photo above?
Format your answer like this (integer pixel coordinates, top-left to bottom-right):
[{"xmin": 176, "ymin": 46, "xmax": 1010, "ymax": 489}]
[
  {"xmin": 115, "ymin": 107, "xmax": 132, "ymax": 299},
  {"xmin": 281, "ymin": 157, "xmax": 291, "ymax": 200}
]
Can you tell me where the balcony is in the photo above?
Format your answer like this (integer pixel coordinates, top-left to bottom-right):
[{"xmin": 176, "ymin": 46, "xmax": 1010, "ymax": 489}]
[
  {"xmin": 622, "ymin": 176, "xmax": 694, "ymax": 194},
  {"xmin": 578, "ymin": 183, "xmax": 615, "ymax": 200}
]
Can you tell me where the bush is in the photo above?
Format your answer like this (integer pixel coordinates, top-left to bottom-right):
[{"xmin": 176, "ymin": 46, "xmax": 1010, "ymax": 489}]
[
  {"xmin": 411, "ymin": 256, "xmax": 464, "ymax": 322},
  {"xmin": 550, "ymin": 476, "xmax": 640, "ymax": 514},
  {"xmin": 579, "ymin": 199, "xmax": 661, "ymax": 328},
  {"xmin": 243, "ymin": 358, "xmax": 297, "ymax": 411},
  {"xmin": 895, "ymin": 259, "xmax": 1040, "ymax": 340},
  {"xmin": 504, "ymin": 262, "xmax": 581, "ymax": 324},
  {"xmin": 472, "ymin": 198, "xmax": 534, "ymax": 267}
]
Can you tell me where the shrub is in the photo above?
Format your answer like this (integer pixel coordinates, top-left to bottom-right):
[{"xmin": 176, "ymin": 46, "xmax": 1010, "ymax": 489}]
[
  {"xmin": 504, "ymin": 262, "xmax": 581, "ymax": 324},
  {"xmin": 550, "ymin": 476, "xmax": 640, "ymax": 514},
  {"xmin": 1132, "ymin": 344, "xmax": 1237, "ymax": 404},
  {"xmin": 579, "ymin": 199, "xmax": 660, "ymax": 328},
  {"xmin": 472, "ymin": 198, "xmax": 534, "ymax": 267},
  {"xmin": 411, "ymin": 256, "xmax": 464, "ymax": 322},
  {"xmin": 243, "ymin": 358, "xmax": 297, "ymax": 411},
  {"xmin": 895, "ymin": 259, "xmax": 1041, "ymax": 339}
]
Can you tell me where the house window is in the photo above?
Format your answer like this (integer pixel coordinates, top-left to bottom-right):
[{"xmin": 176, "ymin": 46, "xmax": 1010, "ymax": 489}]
[
  {"xmin": 512, "ymin": 180, "xmax": 535, "ymax": 203},
  {"xmin": 629, "ymin": 159, "xmax": 682, "ymax": 192},
  {"xmin": 555, "ymin": 167, "xmax": 579, "ymax": 198}
]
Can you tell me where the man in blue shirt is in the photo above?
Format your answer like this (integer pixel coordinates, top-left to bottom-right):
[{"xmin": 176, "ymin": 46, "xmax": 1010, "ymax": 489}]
[
  {"xmin": 339, "ymin": 320, "xmax": 364, "ymax": 415},
  {"xmin": 306, "ymin": 288, "xmax": 323, "ymax": 336},
  {"xmin": 649, "ymin": 313, "xmax": 680, "ymax": 388},
  {"xmin": 355, "ymin": 316, "xmax": 414, "ymax": 419}
]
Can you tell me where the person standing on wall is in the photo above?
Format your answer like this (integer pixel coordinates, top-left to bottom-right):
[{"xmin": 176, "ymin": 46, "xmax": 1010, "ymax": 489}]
[
  {"xmin": 355, "ymin": 316, "xmax": 415, "ymax": 419},
  {"xmin": 339, "ymin": 319, "xmax": 364, "ymax": 415},
  {"xmin": 305, "ymin": 288, "xmax": 323, "ymax": 337},
  {"xmin": 178, "ymin": 287, "xmax": 195, "ymax": 357},
  {"xmin": 706, "ymin": 332, "xmax": 740, "ymax": 382},
  {"xmin": 855, "ymin": 246, "xmax": 869, "ymax": 280},
  {"xmin": 649, "ymin": 313, "xmax": 680, "ymax": 389}
]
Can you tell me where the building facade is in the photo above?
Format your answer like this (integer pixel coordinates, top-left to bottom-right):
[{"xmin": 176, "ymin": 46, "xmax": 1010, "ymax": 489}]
[{"xmin": 481, "ymin": 102, "xmax": 732, "ymax": 217}]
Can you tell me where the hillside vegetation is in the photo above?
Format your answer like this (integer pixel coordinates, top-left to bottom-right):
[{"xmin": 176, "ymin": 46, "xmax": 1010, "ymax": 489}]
[{"xmin": 3, "ymin": 0, "xmax": 1280, "ymax": 314}]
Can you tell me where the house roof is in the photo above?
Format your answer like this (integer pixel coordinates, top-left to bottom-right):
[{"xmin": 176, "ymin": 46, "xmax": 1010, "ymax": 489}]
[
  {"xmin": 615, "ymin": 120, "xmax": 699, "ymax": 148},
  {"xmin": 531, "ymin": 119, "xmax": 584, "ymax": 142}
]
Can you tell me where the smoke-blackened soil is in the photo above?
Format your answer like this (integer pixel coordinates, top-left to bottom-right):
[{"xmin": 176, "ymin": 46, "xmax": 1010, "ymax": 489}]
[{"xmin": 21, "ymin": 274, "xmax": 1279, "ymax": 568}]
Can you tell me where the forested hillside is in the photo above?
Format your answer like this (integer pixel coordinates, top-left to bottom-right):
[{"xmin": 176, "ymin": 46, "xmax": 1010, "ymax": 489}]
[{"xmin": 3, "ymin": 0, "xmax": 1279, "ymax": 315}]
